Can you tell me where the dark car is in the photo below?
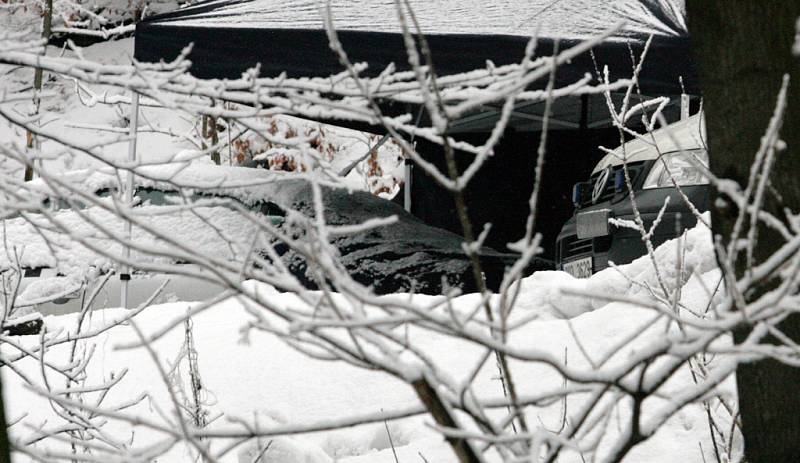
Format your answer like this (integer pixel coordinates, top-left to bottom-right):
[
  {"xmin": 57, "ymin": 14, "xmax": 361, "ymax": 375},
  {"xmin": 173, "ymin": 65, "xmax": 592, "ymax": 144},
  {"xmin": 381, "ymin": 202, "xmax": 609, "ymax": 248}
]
[
  {"xmin": 270, "ymin": 179, "xmax": 551, "ymax": 294},
  {"xmin": 556, "ymin": 114, "xmax": 710, "ymax": 277}
]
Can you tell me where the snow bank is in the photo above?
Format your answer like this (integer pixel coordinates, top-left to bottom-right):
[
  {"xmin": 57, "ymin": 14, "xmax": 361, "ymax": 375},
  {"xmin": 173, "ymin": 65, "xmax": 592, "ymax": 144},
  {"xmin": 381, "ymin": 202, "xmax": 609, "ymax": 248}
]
[
  {"xmin": 511, "ymin": 213, "xmax": 717, "ymax": 319},
  {"xmin": 3, "ymin": 215, "xmax": 736, "ymax": 463}
]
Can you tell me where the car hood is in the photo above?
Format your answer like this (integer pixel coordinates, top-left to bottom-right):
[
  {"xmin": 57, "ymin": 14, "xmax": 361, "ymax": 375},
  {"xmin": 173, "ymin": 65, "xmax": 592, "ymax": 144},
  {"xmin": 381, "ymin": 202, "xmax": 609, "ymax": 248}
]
[{"xmin": 592, "ymin": 113, "xmax": 706, "ymax": 175}]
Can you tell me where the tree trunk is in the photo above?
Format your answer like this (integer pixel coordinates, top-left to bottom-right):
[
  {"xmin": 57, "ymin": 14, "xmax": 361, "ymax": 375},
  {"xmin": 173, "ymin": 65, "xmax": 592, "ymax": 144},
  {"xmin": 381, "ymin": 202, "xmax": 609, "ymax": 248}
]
[
  {"xmin": 686, "ymin": 2, "xmax": 800, "ymax": 461},
  {"xmin": 0, "ymin": 375, "xmax": 9, "ymax": 463},
  {"xmin": 25, "ymin": 0, "xmax": 54, "ymax": 182}
]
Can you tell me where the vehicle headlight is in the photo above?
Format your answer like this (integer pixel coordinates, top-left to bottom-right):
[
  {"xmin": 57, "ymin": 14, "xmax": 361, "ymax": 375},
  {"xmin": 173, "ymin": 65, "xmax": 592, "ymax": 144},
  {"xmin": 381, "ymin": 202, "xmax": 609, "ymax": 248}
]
[{"xmin": 642, "ymin": 149, "xmax": 710, "ymax": 189}]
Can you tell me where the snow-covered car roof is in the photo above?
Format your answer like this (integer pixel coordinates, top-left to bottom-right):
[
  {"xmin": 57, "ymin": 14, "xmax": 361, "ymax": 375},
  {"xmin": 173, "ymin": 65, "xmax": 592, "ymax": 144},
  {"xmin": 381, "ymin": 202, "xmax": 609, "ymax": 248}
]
[
  {"xmin": 4, "ymin": 164, "xmax": 303, "ymax": 275},
  {"xmin": 25, "ymin": 163, "xmax": 306, "ymax": 206},
  {"xmin": 592, "ymin": 113, "xmax": 706, "ymax": 174}
]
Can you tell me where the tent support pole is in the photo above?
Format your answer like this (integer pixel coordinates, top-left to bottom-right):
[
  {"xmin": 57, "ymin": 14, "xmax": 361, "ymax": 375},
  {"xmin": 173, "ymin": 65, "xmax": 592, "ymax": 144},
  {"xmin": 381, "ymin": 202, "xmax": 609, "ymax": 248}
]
[
  {"xmin": 121, "ymin": 91, "xmax": 140, "ymax": 309},
  {"xmin": 404, "ymin": 159, "xmax": 412, "ymax": 212},
  {"xmin": 579, "ymin": 94, "xmax": 588, "ymax": 131},
  {"xmin": 681, "ymin": 93, "xmax": 690, "ymax": 120},
  {"xmin": 405, "ymin": 105, "xmax": 424, "ymax": 213}
]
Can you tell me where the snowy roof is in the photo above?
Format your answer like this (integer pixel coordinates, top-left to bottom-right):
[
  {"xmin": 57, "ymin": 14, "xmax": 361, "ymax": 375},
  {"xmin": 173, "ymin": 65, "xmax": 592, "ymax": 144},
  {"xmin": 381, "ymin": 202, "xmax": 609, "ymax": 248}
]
[{"xmin": 146, "ymin": 0, "xmax": 687, "ymax": 40}]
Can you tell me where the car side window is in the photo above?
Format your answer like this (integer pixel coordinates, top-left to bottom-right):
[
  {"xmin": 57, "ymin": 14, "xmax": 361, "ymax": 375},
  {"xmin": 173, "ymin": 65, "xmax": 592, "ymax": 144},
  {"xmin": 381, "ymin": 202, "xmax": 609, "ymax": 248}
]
[{"xmin": 257, "ymin": 201, "xmax": 285, "ymax": 217}]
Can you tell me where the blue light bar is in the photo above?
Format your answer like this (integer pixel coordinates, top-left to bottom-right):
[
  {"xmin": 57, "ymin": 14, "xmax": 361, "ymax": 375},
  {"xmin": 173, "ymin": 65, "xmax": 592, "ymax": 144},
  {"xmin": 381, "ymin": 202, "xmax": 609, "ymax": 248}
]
[
  {"xmin": 572, "ymin": 183, "xmax": 583, "ymax": 207},
  {"xmin": 614, "ymin": 169, "xmax": 625, "ymax": 191}
]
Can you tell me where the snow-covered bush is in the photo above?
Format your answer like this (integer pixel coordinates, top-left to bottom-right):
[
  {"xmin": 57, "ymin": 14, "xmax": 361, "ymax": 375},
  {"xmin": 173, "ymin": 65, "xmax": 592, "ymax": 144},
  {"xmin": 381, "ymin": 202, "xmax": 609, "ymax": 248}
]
[
  {"xmin": 2, "ymin": 0, "xmax": 183, "ymax": 38},
  {"xmin": 200, "ymin": 112, "xmax": 404, "ymax": 197}
]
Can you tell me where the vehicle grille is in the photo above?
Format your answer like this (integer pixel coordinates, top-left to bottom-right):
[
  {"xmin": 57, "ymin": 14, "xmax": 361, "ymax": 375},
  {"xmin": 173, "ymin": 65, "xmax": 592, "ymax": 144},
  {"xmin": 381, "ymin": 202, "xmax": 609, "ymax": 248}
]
[
  {"xmin": 559, "ymin": 234, "xmax": 613, "ymax": 262},
  {"xmin": 591, "ymin": 174, "xmax": 617, "ymax": 204},
  {"xmin": 578, "ymin": 162, "xmax": 646, "ymax": 208},
  {"xmin": 561, "ymin": 235, "xmax": 592, "ymax": 260}
]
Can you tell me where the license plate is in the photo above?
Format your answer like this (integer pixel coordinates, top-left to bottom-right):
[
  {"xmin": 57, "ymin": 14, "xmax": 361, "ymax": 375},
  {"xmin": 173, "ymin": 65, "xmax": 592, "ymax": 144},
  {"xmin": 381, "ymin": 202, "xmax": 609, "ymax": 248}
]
[
  {"xmin": 563, "ymin": 256, "xmax": 593, "ymax": 278},
  {"xmin": 576, "ymin": 209, "xmax": 610, "ymax": 239}
]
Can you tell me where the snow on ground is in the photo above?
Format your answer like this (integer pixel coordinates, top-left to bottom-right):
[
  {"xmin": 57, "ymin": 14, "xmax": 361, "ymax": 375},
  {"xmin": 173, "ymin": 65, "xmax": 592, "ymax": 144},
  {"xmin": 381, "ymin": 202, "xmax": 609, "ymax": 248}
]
[
  {"xmin": 3, "ymin": 217, "xmax": 738, "ymax": 462},
  {"xmin": 513, "ymin": 214, "xmax": 719, "ymax": 319}
]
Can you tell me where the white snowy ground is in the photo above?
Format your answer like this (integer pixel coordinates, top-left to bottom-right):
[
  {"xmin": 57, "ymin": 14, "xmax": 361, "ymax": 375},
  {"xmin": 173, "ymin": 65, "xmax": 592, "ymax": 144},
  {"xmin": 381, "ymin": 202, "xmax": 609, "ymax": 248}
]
[{"xmin": 2, "ymin": 217, "xmax": 740, "ymax": 463}]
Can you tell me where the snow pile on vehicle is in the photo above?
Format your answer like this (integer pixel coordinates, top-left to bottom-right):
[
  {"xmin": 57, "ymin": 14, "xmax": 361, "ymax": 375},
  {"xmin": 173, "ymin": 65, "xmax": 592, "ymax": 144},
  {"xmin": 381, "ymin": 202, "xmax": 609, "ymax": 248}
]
[
  {"xmin": 0, "ymin": 200, "xmax": 263, "ymax": 276},
  {"xmin": 16, "ymin": 276, "xmax": 82, "ymax": 307},
  {"xmin": 5, "ymin": 169, "xmax": 542, "ymax": 295}
]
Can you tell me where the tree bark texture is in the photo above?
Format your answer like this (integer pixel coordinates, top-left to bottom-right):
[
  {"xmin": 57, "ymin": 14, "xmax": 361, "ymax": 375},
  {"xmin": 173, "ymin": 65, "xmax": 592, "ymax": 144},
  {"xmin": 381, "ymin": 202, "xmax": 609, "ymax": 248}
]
[
  {"xmin": 0, "ymin": 377, "xmax": 8, "ymax": 463},
  {"xmin": 412, "ymin": 376, "xmax": 483, "ymax": 463},
  {"xmin": 25, "ymin": 0, "xmax": 54, "ymax": 182},
  {"xmin": 686, "ymin": 2, "xmax": 800, "ymax": 461}
]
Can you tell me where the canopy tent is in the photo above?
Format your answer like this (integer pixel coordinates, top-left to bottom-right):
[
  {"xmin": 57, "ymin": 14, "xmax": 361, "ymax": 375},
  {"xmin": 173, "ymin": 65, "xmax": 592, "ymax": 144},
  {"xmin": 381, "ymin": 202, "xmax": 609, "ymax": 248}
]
[
  {"xmin": 133, "ymin": 0, "xmax": 699, "ymax": 260},
  {"xmin": 134, "ymin": 0, "xmax": 697, "ymax": 132}
]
